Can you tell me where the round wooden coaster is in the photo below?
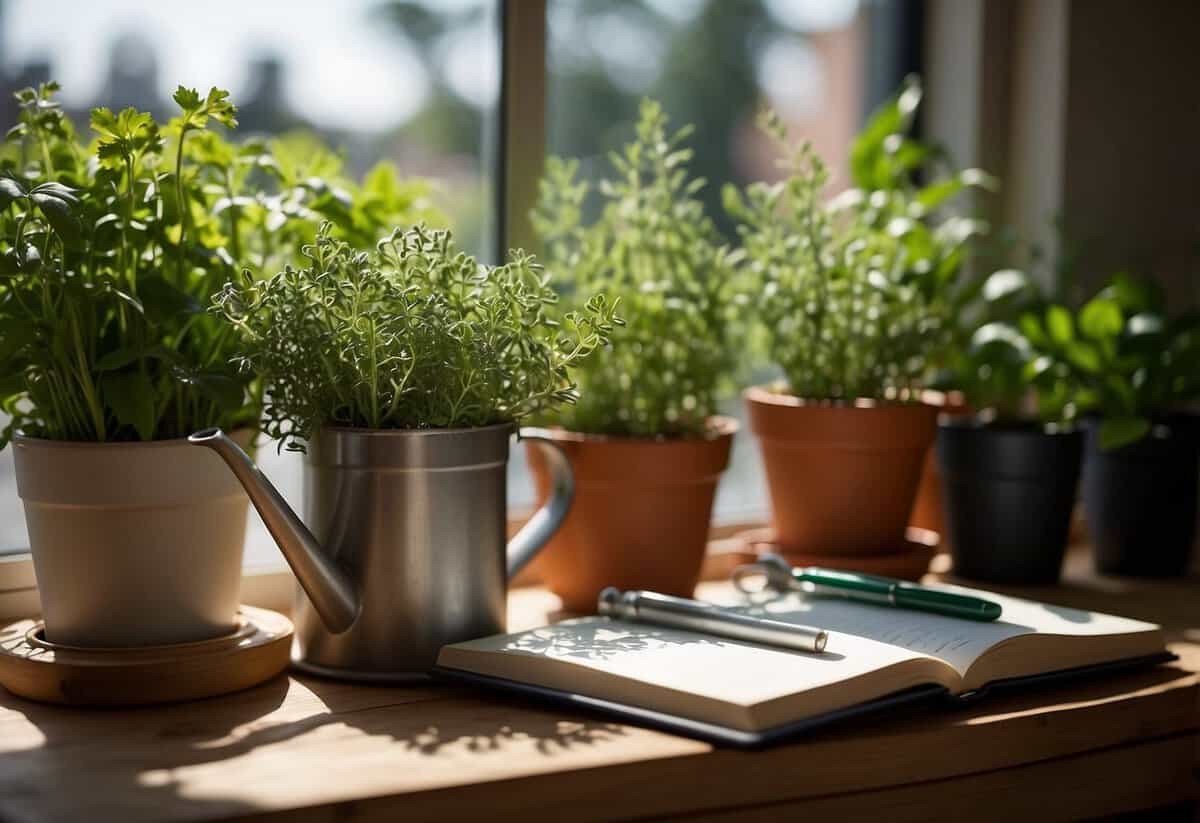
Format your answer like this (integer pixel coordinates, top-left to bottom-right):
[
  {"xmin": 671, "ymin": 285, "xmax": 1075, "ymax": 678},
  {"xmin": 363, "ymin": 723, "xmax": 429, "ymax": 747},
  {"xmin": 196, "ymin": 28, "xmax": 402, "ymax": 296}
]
[
  {"xmin": 0, "ymin": 606, "xmax": 293, "ymax": 707},
  {"xmin": 738, "ymin": 527, "xmax": 940, "ymax": 580}
]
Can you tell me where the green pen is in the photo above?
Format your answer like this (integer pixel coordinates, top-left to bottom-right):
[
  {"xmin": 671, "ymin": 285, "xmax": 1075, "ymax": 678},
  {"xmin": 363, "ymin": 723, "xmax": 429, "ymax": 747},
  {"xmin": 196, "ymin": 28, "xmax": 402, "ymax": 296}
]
[{"xmin": 734, "ymin": 553, "xmax": 1003, "ymax": 622}]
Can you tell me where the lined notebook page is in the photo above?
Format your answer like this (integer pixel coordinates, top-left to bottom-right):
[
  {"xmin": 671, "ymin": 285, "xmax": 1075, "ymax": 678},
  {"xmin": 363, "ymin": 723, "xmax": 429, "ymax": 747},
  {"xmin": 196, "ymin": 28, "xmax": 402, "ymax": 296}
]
[{"xmin": 713, "ymin": 586, "xmax": 1159, "ymax": 676}]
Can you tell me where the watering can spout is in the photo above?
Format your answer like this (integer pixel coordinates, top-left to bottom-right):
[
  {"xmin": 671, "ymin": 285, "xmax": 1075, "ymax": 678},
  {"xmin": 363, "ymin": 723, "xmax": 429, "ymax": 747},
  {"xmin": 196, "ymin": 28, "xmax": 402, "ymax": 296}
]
[{"xmin": 188, "ymin": 428, "xmax": 359, "ymax": 634}]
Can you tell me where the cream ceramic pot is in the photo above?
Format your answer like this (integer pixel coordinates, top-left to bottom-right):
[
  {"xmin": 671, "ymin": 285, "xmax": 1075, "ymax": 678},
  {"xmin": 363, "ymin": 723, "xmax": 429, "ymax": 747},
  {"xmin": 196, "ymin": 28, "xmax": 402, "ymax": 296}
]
[{"xmin": 12, "ymin": 433, "xmax": 252, "ymax": 647}]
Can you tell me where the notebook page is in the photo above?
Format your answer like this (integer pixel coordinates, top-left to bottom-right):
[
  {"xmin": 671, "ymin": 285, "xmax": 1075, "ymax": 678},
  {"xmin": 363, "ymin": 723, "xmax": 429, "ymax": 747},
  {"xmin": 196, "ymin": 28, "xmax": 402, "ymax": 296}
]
[
  {"xmin": 438, "ymin": 616, "xmax": 950, "ymax": 716},
  {"xmin": 708, "ymin": 586, "xmax": 1158, "ymax": 677}
]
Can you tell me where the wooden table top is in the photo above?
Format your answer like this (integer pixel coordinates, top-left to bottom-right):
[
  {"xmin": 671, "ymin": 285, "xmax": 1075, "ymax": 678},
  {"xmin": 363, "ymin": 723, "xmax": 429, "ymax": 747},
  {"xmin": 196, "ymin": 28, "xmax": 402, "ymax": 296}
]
[{"xmin": 0, "ymin": 548, "xmax": 1197, "ymax": 823}]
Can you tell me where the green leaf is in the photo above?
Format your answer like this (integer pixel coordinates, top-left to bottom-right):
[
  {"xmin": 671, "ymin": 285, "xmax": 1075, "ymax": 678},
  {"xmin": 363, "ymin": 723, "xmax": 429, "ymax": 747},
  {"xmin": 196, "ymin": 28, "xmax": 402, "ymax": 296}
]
[
  {"xmin": 202, "ymin": 87, "xmax": 238, "ymax": 129},
  {"xmin": 137, "ymin": 276, "xmax": 202, "ymax": 319},
  {"xmin": 969, "ymin": 322, "xmax": 1028, "ymax": 355},
  {"xmin": 29, "ymin": 189, "xmax": 83, "ymax": 248},
  {"xmin": 1099, "ymin": 416, "xmax": 1152, "ymax": 450},
  {"xmin": 1045, "ymin": 305, "xmax": 1074, "ymax": 345},
  {"xmin": 89, "ymin": 106, "xmax": 120, "ymax": 137},
  {"xmin": 1064, "ymin": 340, "xmax": 1102, "ymax": 373},
  {"xmin": 1103, "ymin": 272, "xmax": 1161, "ymax": 314},
  {"xmin": 914, "ymin": 178, "xmax": 961, "ymax": 212},
  {"xmin": 1078, "ymin": 297, "xmax": 1123, "ymax": 340},
  {"xmin": 1019, "ymin": 313, "xmax": 1049, "ymax": 348},
  {"xmin": 172, "ymin": 86, "xmax": 202, "ymax": 112},
  {"xmin": 1127, "ymin": 312, "xmax": 1164, "ymax": 337},
  {"xmin": 102, "ymin": 370, "xmax": 157, "ymax": 440},
  {"xmin": 94, "ymin": 348, "xmax": 142, "ymax": 371},
  {"xmin": 982, "ymin": 269, "xmax": 1030, "ymax": 303},
  {"xmin": 0, "ymin": 176, "xmax": 26, "ymax": 209},
  {"xmin": 849, "ymin": 80, "xmax": 917, "ymax": 189}
]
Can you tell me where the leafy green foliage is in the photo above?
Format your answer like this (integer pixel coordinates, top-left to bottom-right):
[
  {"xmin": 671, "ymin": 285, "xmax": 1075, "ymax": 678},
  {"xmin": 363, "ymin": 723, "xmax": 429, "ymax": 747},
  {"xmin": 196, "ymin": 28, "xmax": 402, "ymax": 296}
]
[
  {"xmin": 945, "ymin": 267, "xmax": 1067, "ymax": 422},
  {"xmin": 1021, "ymin": 273, "xmax": 1200, "ymax": 449},
  {"xmin": 953, "ymin": 270, "xmax": 1200, "ymax": 446},
  {"xmin": 725, "ymin": 77, "xmax": 994, "ymax": 400},
  {"xmin": 532, "ymin": 99, "xmax": 739, "ymax": 437},
  {"xmin": 214, "ymin": 223, "xmax": 619, "ymax": 450},
  {"xmin": 0, "ymin": 82, "xmax": 439, "ymax": 447}
]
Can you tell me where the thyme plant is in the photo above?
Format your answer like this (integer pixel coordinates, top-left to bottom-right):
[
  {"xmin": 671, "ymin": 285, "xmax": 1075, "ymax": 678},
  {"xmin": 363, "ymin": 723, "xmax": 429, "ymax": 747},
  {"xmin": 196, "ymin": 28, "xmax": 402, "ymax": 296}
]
[
  {"xmin": 725, "ymin": 78, "xmax": 993, "ymax": 401},
  {"xmin": 214, "ymin": 224, "xmax": 619, "ymax": 450},
  {"xmin": 0, "ymin": 82, "xmax": 436, "ymax": 447},
  {"xmin": 533, "ymin": 99, "xmax": 740, "ymax": 437}
]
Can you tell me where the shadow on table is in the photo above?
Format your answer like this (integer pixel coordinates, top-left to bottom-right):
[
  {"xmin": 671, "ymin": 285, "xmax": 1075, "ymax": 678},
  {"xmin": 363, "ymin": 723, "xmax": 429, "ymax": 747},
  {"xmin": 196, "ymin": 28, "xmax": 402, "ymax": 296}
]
[{"xmin": 0, "ymin": 670, "xmax": 628, "ymax": 821}]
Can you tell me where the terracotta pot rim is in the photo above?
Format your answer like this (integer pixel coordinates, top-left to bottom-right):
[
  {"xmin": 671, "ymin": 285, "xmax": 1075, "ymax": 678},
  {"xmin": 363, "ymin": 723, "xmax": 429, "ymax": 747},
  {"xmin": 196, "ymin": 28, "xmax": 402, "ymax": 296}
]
[
  {"xmin": 529, "ymin": 415, "xmax": 738, "ymax": 445},
  {"xmin": 13, "ymin": 427, "xmax": 257, "ymax": 451},
  {"xmin": 743, "ymin": 385, "xmax": 935, "ymax": 410},
  {"xmin": 916, "ymin": 388, "xmax": 970, "ymax": 410}
]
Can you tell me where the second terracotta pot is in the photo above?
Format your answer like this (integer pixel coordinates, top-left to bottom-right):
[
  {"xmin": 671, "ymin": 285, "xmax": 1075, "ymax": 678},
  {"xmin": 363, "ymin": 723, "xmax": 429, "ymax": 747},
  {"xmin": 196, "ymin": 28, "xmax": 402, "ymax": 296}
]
[
  {"xmin": 745, "ymin": 386, "xmax": 938, "ymax": 555},
  {"xmin": 525, "ymin": 418, "xmax": 736, "ymax": 613}
]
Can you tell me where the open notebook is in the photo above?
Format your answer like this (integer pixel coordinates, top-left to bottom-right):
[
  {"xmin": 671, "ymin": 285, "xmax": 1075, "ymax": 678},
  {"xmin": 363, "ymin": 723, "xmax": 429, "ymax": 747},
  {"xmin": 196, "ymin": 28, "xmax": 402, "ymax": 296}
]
[{"xmin": 434, "ymin": 585, "xmax": 1172, "ymax": 746}]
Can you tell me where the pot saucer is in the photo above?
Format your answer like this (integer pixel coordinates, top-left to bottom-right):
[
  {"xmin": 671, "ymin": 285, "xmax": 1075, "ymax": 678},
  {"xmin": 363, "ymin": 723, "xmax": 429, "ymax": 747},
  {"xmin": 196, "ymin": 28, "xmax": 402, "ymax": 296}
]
[
  {"xmin": 736, "ymin": 527, "xmax": 940, "ymax": 581},
  {"xmin": 0, "ymin": 606, "xmax": 292, "ymax": 707}
]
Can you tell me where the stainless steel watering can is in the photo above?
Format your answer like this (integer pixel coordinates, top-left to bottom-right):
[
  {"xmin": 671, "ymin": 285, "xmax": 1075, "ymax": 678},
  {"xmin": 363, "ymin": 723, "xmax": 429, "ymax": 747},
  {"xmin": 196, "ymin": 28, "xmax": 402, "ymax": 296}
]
[{"xmin": 188, "ymin": 424, "xmax": 573, "ymax": 681}]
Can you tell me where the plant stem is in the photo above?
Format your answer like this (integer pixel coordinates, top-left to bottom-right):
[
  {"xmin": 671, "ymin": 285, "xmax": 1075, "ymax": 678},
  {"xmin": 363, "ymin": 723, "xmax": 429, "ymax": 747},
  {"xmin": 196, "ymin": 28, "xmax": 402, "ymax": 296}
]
[{"xmin": 175, "ymin": 122, "xmax": 191, "ymax": 281}]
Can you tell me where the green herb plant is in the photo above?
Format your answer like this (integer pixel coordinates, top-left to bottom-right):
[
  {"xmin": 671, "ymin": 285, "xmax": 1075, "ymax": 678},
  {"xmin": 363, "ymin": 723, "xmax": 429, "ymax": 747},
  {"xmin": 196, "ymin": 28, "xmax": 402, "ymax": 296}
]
[
  {"xmin": 724, "ymin": 77, "xmax": 994, "ymax": 401},
  {"xmin": 214, "ymin": 223, "xmax": 619, "ymax": 451},
  {"xmin": 0, "ymin": 82, "xmax": 436, "ymax": 447},
  {"xmin": 1018, "ymin": 273, "xmax": 1200, "ymax": 449},
  {"xmin": 942, "ymin": 267, "xmax": 1064, "ymax": 423},
  {"xmin": 533, "ymin": 98, "xmax": 739, "ymax": 437}
]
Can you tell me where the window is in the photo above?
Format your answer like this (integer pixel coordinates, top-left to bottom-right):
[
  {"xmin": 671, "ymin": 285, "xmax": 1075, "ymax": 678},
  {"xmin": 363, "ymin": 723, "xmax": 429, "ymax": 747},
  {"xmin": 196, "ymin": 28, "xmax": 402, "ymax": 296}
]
[
  {"xmin": 0, "ymin": 0, "xmax": 502, "ymax": 568},
  {"xmin": 0, "ymin": 0, "xmax": 909, "ymax": 590}
]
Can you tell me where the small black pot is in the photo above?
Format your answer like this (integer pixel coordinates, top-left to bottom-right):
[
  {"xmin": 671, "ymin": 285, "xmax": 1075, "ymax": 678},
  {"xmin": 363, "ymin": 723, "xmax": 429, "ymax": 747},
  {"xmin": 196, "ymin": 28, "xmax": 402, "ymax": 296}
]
[
  {"xmin": 1083, "ymin": 416, "xmax": 1199, "ymax": 577},
  {"xmin": 937, "ymin": 418, "xmax": 1082, "ymax": 584}
]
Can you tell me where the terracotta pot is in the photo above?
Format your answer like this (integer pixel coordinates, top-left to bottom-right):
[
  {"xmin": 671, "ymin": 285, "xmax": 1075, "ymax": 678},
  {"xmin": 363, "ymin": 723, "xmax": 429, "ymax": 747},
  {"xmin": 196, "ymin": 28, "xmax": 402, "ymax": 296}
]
[
  {"xmin": 909, "ymin": 391, "xmax": 972, "ymax": 541},
  {"xmin": 744, "ymin": 386, "xmax": 938, "ymax": 556},
  {"xmin": 525, "ymin": 418, "xmax": 736, "ymax": 613},
  {"xmin": 13, "ymin": 431, "xmax": 253, "ymax": 648}
]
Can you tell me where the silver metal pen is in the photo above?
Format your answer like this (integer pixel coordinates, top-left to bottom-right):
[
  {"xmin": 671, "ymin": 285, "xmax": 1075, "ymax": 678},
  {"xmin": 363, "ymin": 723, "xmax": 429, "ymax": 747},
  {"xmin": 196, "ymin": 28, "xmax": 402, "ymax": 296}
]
[{"xmin": 597, "ymin": 587, "xmax": 829, "ymax": 654}]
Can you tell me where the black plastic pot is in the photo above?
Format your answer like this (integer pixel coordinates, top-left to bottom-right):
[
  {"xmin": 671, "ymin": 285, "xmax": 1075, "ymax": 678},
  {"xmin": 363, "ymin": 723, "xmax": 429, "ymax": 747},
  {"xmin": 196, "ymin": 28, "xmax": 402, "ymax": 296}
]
[
  {"xmin": 1083, "ymin": 416, "xmax": 1199, "ymax": 577},
  {"xmin": 936, "ymin": 418, "xmax": 1082, "ymax": 584}
]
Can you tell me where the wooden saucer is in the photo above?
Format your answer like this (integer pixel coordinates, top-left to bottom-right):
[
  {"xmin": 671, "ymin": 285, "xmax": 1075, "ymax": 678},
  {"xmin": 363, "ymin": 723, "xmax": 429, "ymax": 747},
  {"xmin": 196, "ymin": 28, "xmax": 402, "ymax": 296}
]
[
  {"xmin": 737, "ymin": 527, "xmax": 939, "ymax": 580},
  {"xmin": 0, "ymin": 606, "xmax": 292, "ymax": 707}
]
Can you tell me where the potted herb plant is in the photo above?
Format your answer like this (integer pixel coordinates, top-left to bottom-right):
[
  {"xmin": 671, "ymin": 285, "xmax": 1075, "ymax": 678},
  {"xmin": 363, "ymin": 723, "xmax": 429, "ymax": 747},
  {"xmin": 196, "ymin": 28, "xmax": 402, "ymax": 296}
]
[
  {"xmin": 207, "ymin": 223, "xmax": 617, "ymax": 677},
  {"xmin": 1030, "ymin": 274, "xmax": 1200, "ymax": 577},
  {"xmin": 725, "ymin": 78, "xmax": 991, "ymax": 578},
  {"xmin": 0, "ymin": 83, "xmax": 432, "ymax": 648},
  {"xmin": 527, "ymin": 99, "xmax": 741, "ymax": 612},
  {"xmin": 936, "ymin": 270, "xmax": 1083, "ymax": 583}
]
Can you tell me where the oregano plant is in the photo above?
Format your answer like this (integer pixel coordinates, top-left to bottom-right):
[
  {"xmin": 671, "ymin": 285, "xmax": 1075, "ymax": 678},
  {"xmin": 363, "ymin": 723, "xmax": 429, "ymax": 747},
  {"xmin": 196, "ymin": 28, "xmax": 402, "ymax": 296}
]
[
  {"xmin": 533, "ymin": 98, "xmax": 741, "ymax": 437},
  {"xmin": 725, "ymin": 78, "xmax": 993, "ymax": 401},
  {"xmin": 214, "ymin": 223, "xmax": 620, "ymax": 450}
]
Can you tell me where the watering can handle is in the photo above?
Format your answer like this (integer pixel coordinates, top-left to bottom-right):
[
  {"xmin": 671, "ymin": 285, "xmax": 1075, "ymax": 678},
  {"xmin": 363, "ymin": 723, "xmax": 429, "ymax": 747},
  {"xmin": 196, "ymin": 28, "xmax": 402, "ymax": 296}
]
[{"xmin": 507, "ymin": 428, "xmax": 574, "ymax": 578}]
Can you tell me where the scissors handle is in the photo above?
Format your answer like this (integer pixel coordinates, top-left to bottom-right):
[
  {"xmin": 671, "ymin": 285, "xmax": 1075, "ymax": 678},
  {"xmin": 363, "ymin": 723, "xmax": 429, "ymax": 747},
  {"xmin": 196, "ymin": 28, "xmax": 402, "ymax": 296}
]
[{"xmin": 732, "ymin": 553, "xmax": 796, "ymax": 594}]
